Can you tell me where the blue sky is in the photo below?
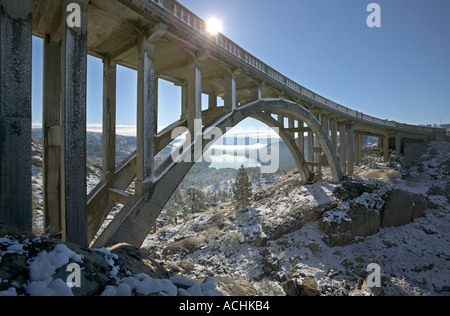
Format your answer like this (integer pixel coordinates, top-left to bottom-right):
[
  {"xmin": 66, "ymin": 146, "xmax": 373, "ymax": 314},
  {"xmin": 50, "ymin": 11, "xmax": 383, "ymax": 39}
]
[{"xmin": 32, "ymin": 0, "xmax": 450, "ymax": 134}]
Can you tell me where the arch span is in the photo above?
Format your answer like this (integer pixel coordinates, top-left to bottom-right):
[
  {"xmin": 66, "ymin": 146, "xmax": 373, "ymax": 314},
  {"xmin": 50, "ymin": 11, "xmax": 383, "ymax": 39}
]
[{"xmin": 92, "ymin": 99, "xmax": 343, "ymax": 248}]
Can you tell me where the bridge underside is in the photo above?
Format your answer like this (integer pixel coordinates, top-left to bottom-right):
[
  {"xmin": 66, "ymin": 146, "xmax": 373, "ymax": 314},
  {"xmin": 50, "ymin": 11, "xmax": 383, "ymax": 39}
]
[{"xmin": 0, "ymin": 0, "xmax": 445, "ymax": 248}]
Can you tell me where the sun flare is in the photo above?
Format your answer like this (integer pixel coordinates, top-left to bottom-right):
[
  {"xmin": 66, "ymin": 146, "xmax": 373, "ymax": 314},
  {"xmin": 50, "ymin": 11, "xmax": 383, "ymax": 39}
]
[{"xmin": 206, "ymin": 18, "xmax": 223, "ymax": 35}]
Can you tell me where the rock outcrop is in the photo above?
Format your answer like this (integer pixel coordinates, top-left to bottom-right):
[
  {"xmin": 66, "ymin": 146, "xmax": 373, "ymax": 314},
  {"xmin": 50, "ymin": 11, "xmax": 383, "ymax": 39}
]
[{"xmin": 0, "ymin": 225, "xmax": 222, "ymax": 296}]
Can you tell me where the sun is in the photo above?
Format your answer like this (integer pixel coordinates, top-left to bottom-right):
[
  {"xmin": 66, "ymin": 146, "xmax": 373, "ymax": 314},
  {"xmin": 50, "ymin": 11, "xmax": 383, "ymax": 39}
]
[{"xmin": 206, "ymin": 18, "xmax": 223, "ymax": 35}]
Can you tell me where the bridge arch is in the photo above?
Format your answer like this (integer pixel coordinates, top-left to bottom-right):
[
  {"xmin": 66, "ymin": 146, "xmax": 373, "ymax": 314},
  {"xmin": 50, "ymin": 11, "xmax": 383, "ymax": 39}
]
[{"xmin": 93, "ymin": 99, "xmax": 343, "ymax": 248}]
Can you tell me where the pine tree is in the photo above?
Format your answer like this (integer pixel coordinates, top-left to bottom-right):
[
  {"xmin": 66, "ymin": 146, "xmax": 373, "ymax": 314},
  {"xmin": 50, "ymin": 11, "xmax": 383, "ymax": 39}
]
[
  {"xmin": 233, "ymin": 165, "xmax": 253, "ymax": 209},
  {"xmin": 183, "ymin": 187, "xmax": 206, "ymax": 214}
]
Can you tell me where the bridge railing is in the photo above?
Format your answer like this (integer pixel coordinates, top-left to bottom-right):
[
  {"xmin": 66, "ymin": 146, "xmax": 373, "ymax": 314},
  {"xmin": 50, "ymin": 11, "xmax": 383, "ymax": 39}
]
[{"xmin": 151, "ymin": 0, "xmax": 441, "ymax": 135}]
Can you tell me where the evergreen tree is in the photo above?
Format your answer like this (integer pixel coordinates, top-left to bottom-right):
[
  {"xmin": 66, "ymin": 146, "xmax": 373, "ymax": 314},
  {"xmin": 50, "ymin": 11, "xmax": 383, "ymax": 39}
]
[
  {"xmin": 183, "ymin": 187, "xmax": 206, "ymax": 214},
  {"xmin": 233, "ymin": 165, "xmax": 253, "ymax": 209}
]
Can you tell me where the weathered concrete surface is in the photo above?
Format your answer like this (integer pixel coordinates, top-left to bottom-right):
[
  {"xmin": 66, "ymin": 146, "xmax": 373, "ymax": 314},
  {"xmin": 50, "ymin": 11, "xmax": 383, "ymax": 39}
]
[
  {"xmin": 61, "ymin": 0, "xmax": 89, "ymax": 246},
  {"xmin": 0, "ymin": 0, "xmax": 33, "ymax": 232}
]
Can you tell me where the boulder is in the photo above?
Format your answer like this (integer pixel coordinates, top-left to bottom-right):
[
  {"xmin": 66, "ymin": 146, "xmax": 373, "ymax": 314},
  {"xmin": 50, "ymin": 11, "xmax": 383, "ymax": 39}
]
[
  {"xmin": 428, "ymin": 187, "xmax": 445, "ymax": 197},
  {"xmin": 401, "ymin": 143, "xmax": 427, "ymax": 168},
  {"xmin": 411, "ymin": 194, "xmax": 428, "ymax": 219},
  {"xmin": 283, "ymin": 277, "xmax": 319, "ymax": 296},
  {"xmin": 381, "ymin": 190, "xmax": 414, "ymax": 228},
  {"xmin": 162, "ymin": 237, "xmax": 206, "ymax": 256},
  {"xmin": 262, "ymin": 203, "xmax": 325, "ymax": 240},
  {"xmin": 446, "ymin": 183, "xmax": 450, "ymax": 200},
  {"xmin": 301, "ymin": 277, "xmax": 320, "ymax": 297},
  {"xmin": 179, "ymin": 260, "xmax": 195, "ymax": 274},
  {"xmin": 334, "ymin": 181, "xmax": 366, "ymax": 201},
  {"xmin": 321, "ymin": 201, "xmax": 380, "ymax": 247},
  {"xmin": 108, "ymin": 243, "xmax": 170, "ymax": 280},
  {"xmin": 214, "ymin": 277, "xmax": 258, "ymax": 296}
]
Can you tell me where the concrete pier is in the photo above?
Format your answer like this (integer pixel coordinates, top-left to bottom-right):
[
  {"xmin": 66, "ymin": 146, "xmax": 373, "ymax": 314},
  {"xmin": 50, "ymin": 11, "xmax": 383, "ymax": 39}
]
[
  {"xmin": 0, "ymin": 0, "xmax": 33, "ymax": 232},
  {"xmin": 61, "ymin": 0, "xmax": 89, "ymax": 246}
]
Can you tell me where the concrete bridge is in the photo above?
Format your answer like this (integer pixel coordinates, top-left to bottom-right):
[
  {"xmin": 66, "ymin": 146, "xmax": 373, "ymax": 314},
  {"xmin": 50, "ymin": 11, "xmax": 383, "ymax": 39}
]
[{"xmin": 0, "ymin": 0, "xmax": 446, "ymax": 248}]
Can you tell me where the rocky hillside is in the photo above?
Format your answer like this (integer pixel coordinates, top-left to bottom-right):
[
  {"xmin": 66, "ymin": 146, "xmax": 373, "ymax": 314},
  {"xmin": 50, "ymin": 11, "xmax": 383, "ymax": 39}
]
[
  {"xmin": 3, "ymin": 138, "xmax": 449, "ymax": 296},
  {"xmin": 143, "ymin": 140, "xmax": 450, "ymax": 296}
]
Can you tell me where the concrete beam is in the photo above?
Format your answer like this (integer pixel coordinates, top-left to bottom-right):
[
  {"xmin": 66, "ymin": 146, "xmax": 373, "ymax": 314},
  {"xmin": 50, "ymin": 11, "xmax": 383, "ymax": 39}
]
[
  {"xmin": 102, "ymin": 56, "xmax": 117, "ymax": 182},
  {"xmin": 61, "ymin": 0, "xmax": 89, "ymax": 246},
  {"xmin": 0, "ymin": 0, "xmax": 33, "ymax": 232},
  {"xmin": 136, "ymin": 37, "xmax": 156, "ymax": 195},
  {"xmin": 43, "ymin": 35, "xmax": 62, "ymax": 237}
]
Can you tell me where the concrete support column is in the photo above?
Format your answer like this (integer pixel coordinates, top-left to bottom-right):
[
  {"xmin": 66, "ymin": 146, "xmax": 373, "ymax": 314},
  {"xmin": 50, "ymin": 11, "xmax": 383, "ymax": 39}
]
[
  {"xmin": 338, "ymin": 123, "xmax": 347, "ymax": 175},
  {"xmin": 61, "ymin": 0, "xmax": 89, "ymax": 246},
  {"xmin": 321, "ymin": 113, "xmax": 329, "ymax": 139},
  {"xmin": 102, "ymin": 56, "xmax": 117, "ymax": 182},
  {"xmin": 278, "ymin": 114, "xmax": 284, "ymax": 127},
  {"xmin": 187, "ymin": 61, "xmax": 202, "ymax": 139},
  {"xmin": 181, "ymin": 81, "xmax": 187, "ymax": 120},
  {"xmin": 395, "ymin": 132, "xmax": 402, "ymax": 155},
  {"xmin": 346, "ymin": 123, "xmax": 355, "ymax": 176},
  {"xmin": 251, "ymin": 86, "xmax": 262, "ymax": 101},
  {"xmin": 354, "ymin": 133, "xmax": 362, "ymax": 165},
  {"xmin": 330, "ymin": 118, "xmax": 338, "ymax": 154},
  {"xmin": 383, "ymin": 135, "xmax": 389, "ymax": 162},
  {"xmin": 43, "ymin": 35, "xmax": 62, "ymax": 237},
  {"xmin": 208, "ymin": 92, "xmax": 217, "ymax": 110},
  {"xmin": 136, "ymin": 37, "xmax": 156, "ymax": 195},
  {"xmin": 307, "ymin": 130, "xmax": 314, "ymax": 164},
  {"xmin": 314, "ymin": 113, "xmax": 321, "ymax": 173},
  {"xmin": 154, "ymin": 77, "xmax": 159, "ymax": 134},
  {"xmin": 288, "ymin": 118, "xmax": 295, "ymax": 139},
  {"xmin": 224, "ymin": 75, "xmax": 236, "ymax": 111},
  {"xmin": 298, "ymin": 120, "xmax": 304, "ymax": 154},
  {"xmin": 0, "ymin": 0, "xmax": 33, "ymax": 232}
]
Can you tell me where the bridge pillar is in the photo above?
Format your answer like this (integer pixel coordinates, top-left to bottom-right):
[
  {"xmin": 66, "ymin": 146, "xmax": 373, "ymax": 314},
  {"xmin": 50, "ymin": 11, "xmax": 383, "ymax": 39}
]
[
  {"xmin": 43, "ymin": 35, "xmax": 63, "ymax": 237},
  {"xmin": 330, "ymin": 118, "xmax": 338, "ymax": 153},
  {"xmin": 346, "ymin": 123, "xmax": 355, "ymax": 176},
  {"xmin": 395, "ymin": 132, "xmax": 403, "ymax": 155},
  {"xmin": 102, "ymin": 56, "xmax": 117, "ymax": 182},
  {"xmin": 181, "ymin": 81, "xmax": 187, "ymax": 120},
  {"xmin": 187, "ymin": 60, "xmax": 203, "ymax": 162},
  {"xmin": 307, "ymin": 130, "xmax": 314, "ymax": 168},
  {"xmin": 383, "ymin": 135, "xmax": 389, "ymax": 162},
  {"xmin": 338, "ymin": 123, "xmax": 347, "ymax": 174},
  {"xmin": 136, "ymin": 37, "xmax": 156, "ymax": 195},
  {"xmin": 298, "ymin": 120, "xmax": 304, "ymax": 154},
  {"xmin": 0, "ymin": 0, "xmax": 33, "ymax": 232},
  {"xmin": 251, "ymin": 85, "xmax": 262, "ymax": 101},
  {"xmin": 208, "ymin": 92, "xmax": 217, "ymax": 109},
  {"xmin": 224, "ymin": 75, "xmax": 236, "ymax": 111},
  {"xmin": 61, "ymin": 0, "xmax": 89, "ymax": 246},
  {"xmin": 288, "ymin": 118, "xmax": 295, "ymax": 139},
  {"xmin": 354, "ymin": 133, "xmax": 362, "ymax": 165}
]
